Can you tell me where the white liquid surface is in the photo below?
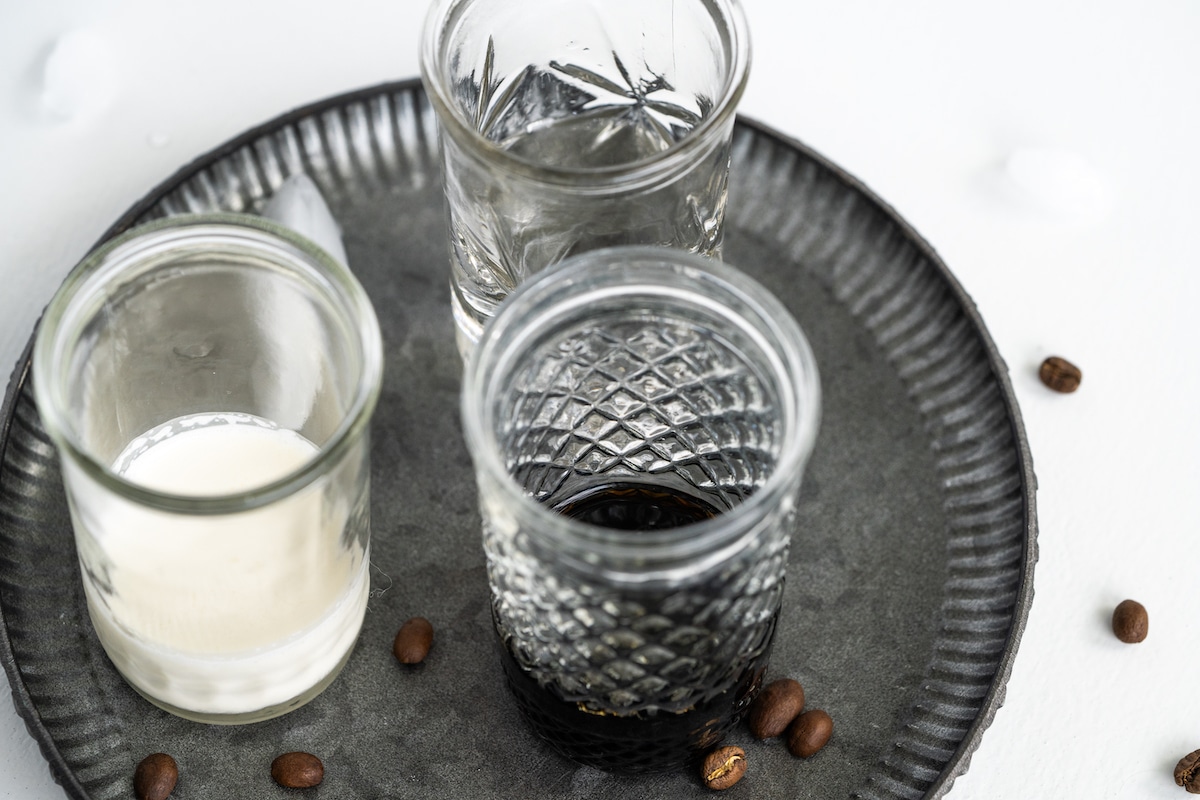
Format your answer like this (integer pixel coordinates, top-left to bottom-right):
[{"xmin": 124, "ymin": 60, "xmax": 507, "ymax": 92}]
[{"xmin": 73, "ymin": 413, "xmax": 368, "ymax": 717}]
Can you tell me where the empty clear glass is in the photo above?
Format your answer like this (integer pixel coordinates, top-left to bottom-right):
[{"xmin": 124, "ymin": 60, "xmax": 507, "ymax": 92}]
[{"xmin": 420, "ymin": 0, "xmax": 751, "ymax": 353}]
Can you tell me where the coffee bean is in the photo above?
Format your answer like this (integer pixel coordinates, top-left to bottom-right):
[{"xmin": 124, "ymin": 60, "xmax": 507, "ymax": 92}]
[
  {"xmin": 271, "ymin": 751, "xmax": 324, "ymax": 789},
  {"xmin": 1039, "ymin": 356, "xmax": 1082, "ymax": 393},
  {"xmin": 787, "ymin": 709, "xmax": 833, "ymax": 758},
  {"xmin": 1111, "ymin": 599, "xmax": 1148, "ymax": 643},
  {"xmin": 701, "ymin": 745, "xmax": 746, "ymax": 790},
  {"xmin": 1175, "ymin": 749, "xmax": 1200, "ymax": 794},
  {"xmin": 133, "ymin": 753, "xmax": 178, "ymax": 800},
  {"xmin": 747, "ymin": 678, "xmax": 806, "ymax": 739},
  {"xmin": 393, "ymin": 616, "xmax": 434, "ymax": 664}
]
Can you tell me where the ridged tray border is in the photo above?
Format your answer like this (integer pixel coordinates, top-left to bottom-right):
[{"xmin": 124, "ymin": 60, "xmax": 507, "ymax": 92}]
[{"xmin": 0, "ymin": 78, "xmax": 1037, "ymax": 799}]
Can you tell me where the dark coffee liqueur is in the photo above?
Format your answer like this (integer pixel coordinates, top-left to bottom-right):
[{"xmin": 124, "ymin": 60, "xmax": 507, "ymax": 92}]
[
  {"xmin": 496, "ymin": 624, "xmax": 771, "ymax": 774},
  {"xmin": 498, "ymin": 482, "xmax": 771, "ymax": 773},
  {"xmin": 549, "ymin": 482, "xmax": 723, "ymax": 529}
]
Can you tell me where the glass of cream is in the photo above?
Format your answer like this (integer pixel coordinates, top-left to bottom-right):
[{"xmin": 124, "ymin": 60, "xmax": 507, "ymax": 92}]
[{"xmin": 32, "ymin": 214, "xmax": 383, "ymax": 724}]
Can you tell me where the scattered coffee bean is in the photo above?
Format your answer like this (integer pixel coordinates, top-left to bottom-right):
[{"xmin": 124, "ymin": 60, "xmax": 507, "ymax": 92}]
[
  {"xmin": 1176, "ymin": 749, "xmax": 1200, "ymax": 794},
  {"xmin": 1038, "ymin": 356, "xmax": 1082, "ymax": 393},
  {"xmin": 1111, "ymin": 599, "xmax": 1149, "ymax": 643},
  {"xmin": 701, "ymin": 745, "xmax": 746, "ymax": 791},
  {"xmin": 787, "ymin": 709, "xmax": 833, "ymax": 758},
  {"xmin": 747, "ymin": 678, "xmax": 806, "ymax": 739},
  {"xmin": 393, "ymin": 616, "xmax": 434, "ymax": 664},
  {"xmin": 133, "ymin": 753, "xmax": 178, "ymax": 800},
  {"xmin": 271, "ymin": 751, "xmax": 324, "ymax": 789}
]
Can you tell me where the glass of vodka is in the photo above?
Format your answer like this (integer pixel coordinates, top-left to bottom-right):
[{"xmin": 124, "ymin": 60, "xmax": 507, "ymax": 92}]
[
  {"xmin": 420, "ymin": 0, "xmax": 751, "ymax": 354},
  {"xmin": 461, "ymin": 246, "xmax": 820, "ymax": 771},
  {"xmin": 33, "ymin": 214, "xmax": 383, "ymax": 724}
]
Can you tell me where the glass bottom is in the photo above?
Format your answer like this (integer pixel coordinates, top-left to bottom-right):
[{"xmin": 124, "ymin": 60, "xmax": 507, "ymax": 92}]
[
  {"xmin": 83, "ymin": 562, "xmax": 370, "ymax": 725},
  {"xmin": 451, "ymin": 281, "xmax": 487, "ymax": 358},
  {"xmin": 121, "ymin": 643, "xmax": 356, "ymax": 725},
  {"xmin": 496, "ymin": 624, "xmax": 774, "ymax": 774}
]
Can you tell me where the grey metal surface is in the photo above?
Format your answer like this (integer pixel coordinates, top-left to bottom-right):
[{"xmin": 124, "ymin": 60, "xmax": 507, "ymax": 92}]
[{"xmin": 0, "ymin": 79, "xmax": 1036, "ymax": 799}]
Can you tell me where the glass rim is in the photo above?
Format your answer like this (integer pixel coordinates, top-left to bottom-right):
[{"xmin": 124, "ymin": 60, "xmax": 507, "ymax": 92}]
[
  {"xmin": 461, "ymin": 246, "xmax": 821, "ymax": 568},
  {"xmin": 419, "ymin": 0, "xmax": 752, "ymax": 186},
  {"xmin": 32, "ymin": 213, "xmax": 384, "ymax": 515}
]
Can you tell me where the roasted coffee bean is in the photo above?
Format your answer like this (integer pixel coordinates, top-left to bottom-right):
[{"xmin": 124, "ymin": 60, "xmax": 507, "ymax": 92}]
[
  {"xmin": 393, "ymin": 616, "xmax": 434, "ymax": 664},
  {"xmin": 1039, "ymin": 356, "xmax": 1082, "ymax": 393},
  {"xmin": 1175, "ymin": 749, "xmax": 1200, "ymax": 794},
  {"xmin": 787, "ymin": 709, "xmax": 833, "ymax": 758},
  {"xmin": 133, "ymin": 753, "xmax": 178, "ymax": 800},
  {"xmin": 1111, "ymin": 599, "xmax": 1149, "ymax": 643},
  {"xmin": 271, "ymin": 751, "xmax": 324, "ymax": 789},
  {"xmin": 701, "ymin": 745, "xmax": 746, "ymax": 790},
  {"xmin": 747, "ymin": 678, "xmax": 806, "ymax": 739}
]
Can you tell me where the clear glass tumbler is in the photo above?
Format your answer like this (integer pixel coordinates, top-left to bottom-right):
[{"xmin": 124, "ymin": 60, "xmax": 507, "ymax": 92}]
[
  {"xmin": 420, "ymin": 0, "xmax": 751, "ymax": 353},
  {"xmin": 461, "ymin": 247, "xmax": 820, "ymax": 772},
  {"xmin": 32, "ymin": 214, "xmax": 383, "ymax": 724}
]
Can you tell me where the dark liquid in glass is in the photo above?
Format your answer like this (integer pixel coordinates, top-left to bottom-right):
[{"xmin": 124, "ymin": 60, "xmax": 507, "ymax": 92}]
[
  {"xmin": 549, "ymin": 481, "xmax": 725, "ymax": 530},
  {"xmin": 496, "ymin": 482, "xmax": 775, "ymax": 773}
]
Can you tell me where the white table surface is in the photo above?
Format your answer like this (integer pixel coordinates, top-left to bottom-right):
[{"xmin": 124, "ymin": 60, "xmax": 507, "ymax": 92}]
[{"xmin": 2, "ymin": 1, "xmax": 1197, "ymax": 797}]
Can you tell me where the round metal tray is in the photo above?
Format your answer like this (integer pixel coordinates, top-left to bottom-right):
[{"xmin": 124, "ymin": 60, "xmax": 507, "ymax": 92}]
[{"xmin": 0, "ymin": 78, "xmax": 1036, "ymax": 799}]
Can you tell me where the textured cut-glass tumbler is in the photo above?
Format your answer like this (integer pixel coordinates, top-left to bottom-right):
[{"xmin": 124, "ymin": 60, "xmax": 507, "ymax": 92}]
[
  {"xmin": 420, "ymin": 0, "xmax": 751, "ymax": 353},
  {"xmin": 461, "ymin": 247, "xmax": 820, "ymax": 772}
]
